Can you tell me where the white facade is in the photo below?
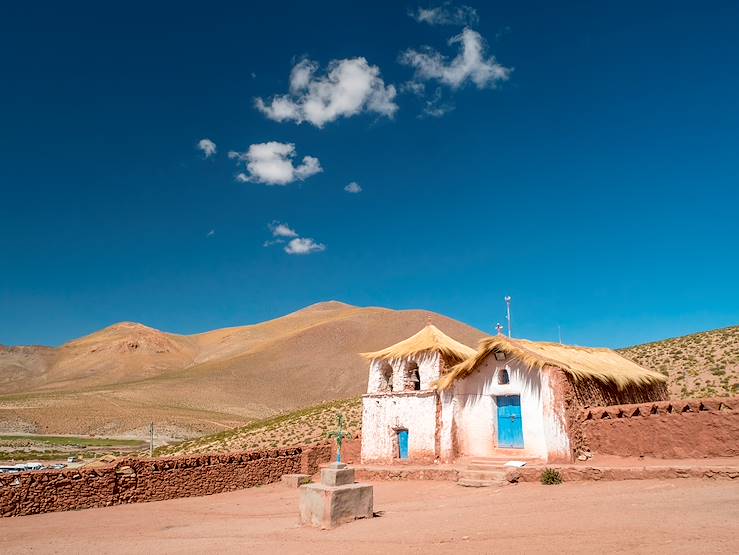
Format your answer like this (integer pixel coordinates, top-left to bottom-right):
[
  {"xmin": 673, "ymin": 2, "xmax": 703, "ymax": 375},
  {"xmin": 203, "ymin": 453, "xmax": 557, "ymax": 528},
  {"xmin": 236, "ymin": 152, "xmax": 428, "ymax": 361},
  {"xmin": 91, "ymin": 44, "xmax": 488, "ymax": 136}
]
[
  {"xmin": 361, "ymin": 392, "xmax": 438, "ymax": 462},
  {"xmin": 439, "ymin": 357, "xmax": 570, "ymax": 461},
  {"xmin": 361, "ymin": 352, "xmax": 442, "ymax": 463},
  {"xmin": 361, "ymin": 348, "xmax": 572, "ymax": 464}
]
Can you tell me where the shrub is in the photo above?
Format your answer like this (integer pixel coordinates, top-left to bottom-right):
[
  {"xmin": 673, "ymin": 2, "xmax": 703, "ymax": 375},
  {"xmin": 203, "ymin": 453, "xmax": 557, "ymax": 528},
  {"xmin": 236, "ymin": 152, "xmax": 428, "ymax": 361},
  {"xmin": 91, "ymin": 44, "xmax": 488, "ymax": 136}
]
[{"xmin": 540, "ymin": 468, "xmax": 562, "ymax": 485}]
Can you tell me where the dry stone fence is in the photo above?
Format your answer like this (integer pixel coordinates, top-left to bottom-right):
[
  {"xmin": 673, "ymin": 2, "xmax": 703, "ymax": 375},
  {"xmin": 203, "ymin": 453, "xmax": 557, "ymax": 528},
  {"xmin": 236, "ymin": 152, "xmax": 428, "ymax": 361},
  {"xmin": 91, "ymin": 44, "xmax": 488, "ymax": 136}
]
[{"xmin": 1, "ymin": 444, "xmax": 332, "ymax": 517}]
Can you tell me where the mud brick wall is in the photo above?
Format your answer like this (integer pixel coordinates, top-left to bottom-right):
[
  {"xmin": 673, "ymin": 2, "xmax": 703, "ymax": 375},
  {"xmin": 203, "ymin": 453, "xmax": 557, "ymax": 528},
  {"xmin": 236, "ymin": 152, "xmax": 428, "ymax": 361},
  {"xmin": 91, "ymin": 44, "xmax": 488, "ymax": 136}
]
[
  {"xmin": 0, "ymin": 445, "xmax": 332, "ymax": 517},
  {"xmin": 579, "ymin": 398, "xmax": 738, "ymax": 458},
  {"xmin": 549, "ymin": 369, "xmax": 670, "ymax": 461},
  {"xmin": 301, "ymin": 442, "xmax": 332, "ymax": 473},
  {"xmin": 330, "ymin": 437, "xmax": 361, "ymax": 465}
]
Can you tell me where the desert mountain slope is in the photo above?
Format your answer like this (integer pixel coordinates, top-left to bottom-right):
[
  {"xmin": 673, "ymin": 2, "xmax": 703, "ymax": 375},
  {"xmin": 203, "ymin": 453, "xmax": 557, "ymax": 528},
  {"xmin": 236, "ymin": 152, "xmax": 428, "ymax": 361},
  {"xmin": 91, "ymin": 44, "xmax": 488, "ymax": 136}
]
[
  {"xmin": 619, "ymin": 325, "xmax": 739, "ymax": 398},
  {"xmin": 0, "ymin": 302, "xmax": 485, "ymax": 439}
]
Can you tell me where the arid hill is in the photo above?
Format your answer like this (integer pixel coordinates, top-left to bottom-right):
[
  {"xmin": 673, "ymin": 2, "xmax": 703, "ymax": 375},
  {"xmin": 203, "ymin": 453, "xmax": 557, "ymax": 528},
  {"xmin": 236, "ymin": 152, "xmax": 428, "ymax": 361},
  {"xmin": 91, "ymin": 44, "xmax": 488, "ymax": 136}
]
[
  {"xmin": 619, "ymin": 325, "xmax": 739, "ymax": 398},
  {"xmin": 0, "ymin": 302, "xmax": 484, "ymax": 440}
]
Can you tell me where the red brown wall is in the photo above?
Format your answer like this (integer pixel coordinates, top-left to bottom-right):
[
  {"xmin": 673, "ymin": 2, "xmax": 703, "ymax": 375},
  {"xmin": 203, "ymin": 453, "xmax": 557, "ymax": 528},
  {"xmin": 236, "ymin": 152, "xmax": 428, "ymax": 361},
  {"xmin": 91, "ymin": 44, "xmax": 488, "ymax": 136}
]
[
  {"xmin": 0, "ymin": 444, "xmax": 332, "ymax": 518},
  {"xmin": 330, "ymin": 436, "xmax": 362, "ymax": 465},
  {"xmin": 580, "ymin": 398, "xmax": 738, "ymax": 458},
  {"xmin": 549, "ymin": 369, "xmax": 671, "ymax": 460}
]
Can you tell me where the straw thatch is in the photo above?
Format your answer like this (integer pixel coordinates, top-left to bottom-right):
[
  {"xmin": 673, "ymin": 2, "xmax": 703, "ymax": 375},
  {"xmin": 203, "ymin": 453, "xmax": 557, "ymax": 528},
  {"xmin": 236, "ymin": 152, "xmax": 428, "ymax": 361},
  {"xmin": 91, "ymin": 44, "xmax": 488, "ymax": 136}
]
[
  {"xmin": 437, "ymin": 335, "xmax": 667, "ymax": 391},
  {"xmin": 361, "ymin": 324, "xmax": 477, "ymax": 365}
]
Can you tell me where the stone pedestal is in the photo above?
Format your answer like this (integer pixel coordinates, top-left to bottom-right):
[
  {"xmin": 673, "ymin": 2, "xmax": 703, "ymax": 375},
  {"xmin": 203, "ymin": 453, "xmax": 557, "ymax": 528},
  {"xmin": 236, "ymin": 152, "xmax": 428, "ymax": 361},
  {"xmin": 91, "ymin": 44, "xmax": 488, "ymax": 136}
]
[
  {"xmin": 281, "ymin": 474, "xmax": 312, "ymax": 488},
  {"xmin": 299, "ymin": 463, "xmax": 373, "ymax": 529}
]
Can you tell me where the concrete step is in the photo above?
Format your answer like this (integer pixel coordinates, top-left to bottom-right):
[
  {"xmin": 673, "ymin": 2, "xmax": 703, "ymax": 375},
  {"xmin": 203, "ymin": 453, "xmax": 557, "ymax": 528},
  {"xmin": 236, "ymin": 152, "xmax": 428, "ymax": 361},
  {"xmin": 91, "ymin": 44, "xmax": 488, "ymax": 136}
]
[
  {"xmin": 468, "ymin": 455, "xmax": 538, "ymax": 463},
  {"xmin": 457, "ymin": 478, "xmax": 504, "ymax": 488},
  {"xmin": 467, "ymin": 463, "xmax": 506, "ymax": 471},
  {"xmin": 467, "ymin": 457, "xmax": 543, "ymax": 469},
  {"xmin": 459, "ymin": 470, "xmax": 507, "ymax": 481}
]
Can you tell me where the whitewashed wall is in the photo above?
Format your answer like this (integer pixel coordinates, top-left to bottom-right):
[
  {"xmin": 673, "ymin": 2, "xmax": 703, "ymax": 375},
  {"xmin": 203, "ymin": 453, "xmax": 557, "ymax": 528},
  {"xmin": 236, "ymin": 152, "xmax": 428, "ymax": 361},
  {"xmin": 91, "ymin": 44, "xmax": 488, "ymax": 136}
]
[
  {"xmin": 361, "ymin": 392, "xmax": 438, "ymax": 462},
  {"xmin": 440, "ymin": 357, "xmax": 570, "ymax": 461},
  {"xmin": 366, "ymin": 352, "xmax": 441, "ymax": 393}
]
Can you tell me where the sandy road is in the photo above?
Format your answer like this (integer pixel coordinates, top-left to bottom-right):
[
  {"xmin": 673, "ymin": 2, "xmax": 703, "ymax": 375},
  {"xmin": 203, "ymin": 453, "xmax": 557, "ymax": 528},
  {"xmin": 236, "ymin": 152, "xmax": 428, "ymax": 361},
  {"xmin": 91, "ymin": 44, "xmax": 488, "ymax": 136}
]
[{"xmin": 1, "ymin": 479, "xmax": 738, "ymax": 554}]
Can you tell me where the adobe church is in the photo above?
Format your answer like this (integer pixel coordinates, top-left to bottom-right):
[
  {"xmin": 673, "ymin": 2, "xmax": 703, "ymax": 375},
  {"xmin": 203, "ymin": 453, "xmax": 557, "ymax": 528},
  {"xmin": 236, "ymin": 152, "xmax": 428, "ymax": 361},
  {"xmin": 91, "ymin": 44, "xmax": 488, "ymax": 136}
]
[{"xmin": 360, "ymin": 324, "xmax": 667, "ymax": 463}]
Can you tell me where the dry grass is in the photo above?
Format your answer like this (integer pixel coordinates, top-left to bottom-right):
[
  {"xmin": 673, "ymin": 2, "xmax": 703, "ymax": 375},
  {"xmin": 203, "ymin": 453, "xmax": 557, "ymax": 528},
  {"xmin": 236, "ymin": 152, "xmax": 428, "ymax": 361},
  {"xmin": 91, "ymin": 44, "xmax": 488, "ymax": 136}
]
[
  {"xmin": 438, "ymin": 335, "xmax": 666, "ymax": 390},
  {"xmin": 361, "ymin": 324, "xmax": 477, "ymax": 365},
  {"xmin": 155, "ymin": 397, "xmax": 362, "ymax": 456},
  {"xmin": 620, "ymin": 326, "xmax": 739, "ymax": 399}
]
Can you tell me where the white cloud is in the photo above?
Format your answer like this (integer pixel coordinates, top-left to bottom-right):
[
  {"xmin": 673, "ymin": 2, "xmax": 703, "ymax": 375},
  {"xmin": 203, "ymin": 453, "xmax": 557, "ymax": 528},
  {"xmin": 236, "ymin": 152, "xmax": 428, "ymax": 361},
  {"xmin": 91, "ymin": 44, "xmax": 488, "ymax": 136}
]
[
  {"xmin": 421, "ymin": 88, "xmax": 455, "ymax": 118},
  {"xmin": 255, "ymin": 57, "xmax": 398, "ymax": 128},
  {"xmin": 344, "ymin": 182, "xmax": 362, "ymax": 193},
  {"xmin": 269, "ymin": 221, "xmax": 298, "ymax": 238},
  {"xmin": 197, "ymin": 138, "xmax": 217, "ymax": 158},
  {"xmin": 410, "ymin": 3, "xmax": 479, "ymax": 26},
  {"xmin": 400, "ymin": 28, "xmax": 511, "ymax": 90},
  {"xmin": 263, "ymin": 222, "xmax": 326, "ymax": 254},
  {"xmin": 230, "ymin": 142, "xmax": 322, "ymax": 185},
  {"xmin": 401, "ymin": 80, "xmax": 426, "ymax": 96},
  {"xmin": 284, "ymin": 237, "xmax": 326, "ymax": 255}
]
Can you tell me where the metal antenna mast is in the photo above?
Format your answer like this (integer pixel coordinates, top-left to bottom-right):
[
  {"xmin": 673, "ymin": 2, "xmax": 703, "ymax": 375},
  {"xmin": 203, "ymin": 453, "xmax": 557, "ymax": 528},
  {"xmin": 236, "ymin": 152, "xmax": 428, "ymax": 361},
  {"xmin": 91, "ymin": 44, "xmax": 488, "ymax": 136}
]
[{"xmin": 505, "ymin": 296, "xmax": 512, "ymax": 338}]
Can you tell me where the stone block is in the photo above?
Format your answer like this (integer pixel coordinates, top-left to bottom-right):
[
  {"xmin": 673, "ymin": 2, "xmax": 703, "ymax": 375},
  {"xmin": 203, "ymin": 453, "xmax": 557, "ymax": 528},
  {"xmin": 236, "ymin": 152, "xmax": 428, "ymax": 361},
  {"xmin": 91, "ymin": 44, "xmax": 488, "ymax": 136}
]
[
  {"xmin": 320, "ymin": 466, "xmax": 355, "ymax": 486},
  {"xmin": 281, "ymin": 474, "xmax": 312, "ymax": 488},
  {"xmin": 299, "ymin": 482, "xmax": 373, "ymax": 529}
]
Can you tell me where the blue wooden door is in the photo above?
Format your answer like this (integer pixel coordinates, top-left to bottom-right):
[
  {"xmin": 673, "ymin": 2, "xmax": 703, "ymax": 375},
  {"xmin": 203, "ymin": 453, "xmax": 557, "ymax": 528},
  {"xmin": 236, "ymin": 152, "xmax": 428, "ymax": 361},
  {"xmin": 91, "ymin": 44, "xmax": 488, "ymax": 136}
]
[
  {"xmin": 398, "ymin": 430, "xmax": 409, "ymax": 460},
  {"xmin": 497, "ymin": 395, "xmax": 524, "ymax": 448}
]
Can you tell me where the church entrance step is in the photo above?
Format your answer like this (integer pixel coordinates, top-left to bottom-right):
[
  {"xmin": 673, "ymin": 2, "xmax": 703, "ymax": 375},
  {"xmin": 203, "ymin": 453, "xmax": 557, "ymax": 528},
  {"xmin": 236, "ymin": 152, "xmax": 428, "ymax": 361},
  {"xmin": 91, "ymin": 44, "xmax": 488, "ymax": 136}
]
[
  {"xmin": 457, "ymin": 478, "xmax": 505, "ymax": 488},
  {"xmin": 459, "ymin": 469, "xmax": 507, "ymax": 481},
  {"xmin": 467, "ymin": 463, "xmax": 506, "ymax": 471},
  {"xmin": 457, "ymin": 468, "xmax": 507, "ymax": 487},
  {"xmin": 466, "ymin": 457, "xmax": 544, "ymax": 469}
]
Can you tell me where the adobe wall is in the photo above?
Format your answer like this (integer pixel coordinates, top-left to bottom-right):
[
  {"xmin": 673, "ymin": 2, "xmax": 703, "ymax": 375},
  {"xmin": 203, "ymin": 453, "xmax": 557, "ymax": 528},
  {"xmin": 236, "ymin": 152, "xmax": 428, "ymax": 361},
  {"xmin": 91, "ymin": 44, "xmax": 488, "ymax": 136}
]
[
  {"xmin": 331, "ymin": 436, "xmax": 362, "ymax": 465},
  {"xmin": 579, "ymin": 398, "xmax": 738, "ymax": 458},
  {"xmin": 361, "ymin": 392, "xmax": 438, "ymax": 464},
  {"xmin": 0, "ymin": 444, "xmax": 332, "ymax": 518},
  {"xmin": 550, "ymin": 370, "xmax": 670, "ymax": 460},
  {"xmin": 444, "ymin": 359, "xmax": 570, "ymax": 461}
]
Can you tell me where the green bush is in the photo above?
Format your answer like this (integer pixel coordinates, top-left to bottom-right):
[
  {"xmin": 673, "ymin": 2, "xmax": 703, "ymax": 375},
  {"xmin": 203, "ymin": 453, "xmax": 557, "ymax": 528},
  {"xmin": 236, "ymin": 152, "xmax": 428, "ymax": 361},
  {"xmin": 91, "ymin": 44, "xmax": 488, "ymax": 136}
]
[{"xmin": 540, "ymin": 468, "xmax": 563, "ymax": 485}]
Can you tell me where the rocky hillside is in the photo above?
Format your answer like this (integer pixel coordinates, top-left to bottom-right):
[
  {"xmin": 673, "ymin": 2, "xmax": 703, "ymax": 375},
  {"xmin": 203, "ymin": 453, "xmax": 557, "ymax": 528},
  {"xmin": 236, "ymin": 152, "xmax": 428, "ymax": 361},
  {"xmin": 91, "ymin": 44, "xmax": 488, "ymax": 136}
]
[{"xmin": 620, "ymin": 326, "xmax": 739, "ymax": 398}]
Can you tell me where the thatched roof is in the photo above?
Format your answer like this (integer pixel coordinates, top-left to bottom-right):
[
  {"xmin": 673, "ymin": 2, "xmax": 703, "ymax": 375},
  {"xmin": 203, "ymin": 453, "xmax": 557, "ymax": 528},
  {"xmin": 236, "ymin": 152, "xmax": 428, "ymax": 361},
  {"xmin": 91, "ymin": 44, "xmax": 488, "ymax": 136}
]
[
  {"xmin": 361, "ymin": 324, "xmax": 477, "ymax": 365},
  {"xmin": 437, "ymin": 335, "xmax": 667, "ymax": 390}
]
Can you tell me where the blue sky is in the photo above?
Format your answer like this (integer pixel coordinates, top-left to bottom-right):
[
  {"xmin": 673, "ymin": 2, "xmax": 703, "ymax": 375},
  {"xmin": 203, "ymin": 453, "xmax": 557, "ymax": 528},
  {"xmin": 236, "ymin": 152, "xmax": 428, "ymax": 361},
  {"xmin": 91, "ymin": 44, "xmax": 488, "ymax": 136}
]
[{"xmin": 1, "ymin": 1, "xmax": 738, "ymax": 348}]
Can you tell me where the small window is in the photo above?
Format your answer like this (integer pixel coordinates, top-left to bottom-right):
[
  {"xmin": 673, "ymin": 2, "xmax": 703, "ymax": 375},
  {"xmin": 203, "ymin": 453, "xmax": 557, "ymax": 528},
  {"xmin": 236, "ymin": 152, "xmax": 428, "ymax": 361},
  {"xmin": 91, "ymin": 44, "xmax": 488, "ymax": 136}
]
[
  {"xmin": 406, "ymin": 361, "xmax": 421, "ymax": 391},
  {"xmin": 412, "ymin": 369, "xmax": 421, "ymax": 391},
  {"xmin": 498, "ymin": 369, "xmax": 510, "ymax": 385},
  {"xmin": 380, "ymin": 362, "xmax": 393, "ymax": 392}
]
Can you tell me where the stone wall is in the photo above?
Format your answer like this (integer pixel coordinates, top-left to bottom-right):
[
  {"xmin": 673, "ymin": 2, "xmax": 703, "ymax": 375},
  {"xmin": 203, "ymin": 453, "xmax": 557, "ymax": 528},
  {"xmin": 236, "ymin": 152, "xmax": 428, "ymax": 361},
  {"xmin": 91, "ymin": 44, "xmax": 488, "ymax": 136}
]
[
  {"xmin": 331, "ymin": 436, "xmax": 362, "ymax": 465},
  {"xmin": 1, "ymin": 444, "xmax": 332, "ymax": 518},
  {"xmin": 579, "ymin": 397, "xmax": 738, "ymax": 458}
]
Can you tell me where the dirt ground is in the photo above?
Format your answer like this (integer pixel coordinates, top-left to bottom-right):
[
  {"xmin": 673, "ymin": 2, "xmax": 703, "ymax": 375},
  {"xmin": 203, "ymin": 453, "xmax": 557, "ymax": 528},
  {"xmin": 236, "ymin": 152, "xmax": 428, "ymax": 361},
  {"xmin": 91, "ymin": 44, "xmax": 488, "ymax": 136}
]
[{"xmin": 2, "ymin": 479, "xmax": 738, "ymax": 554}]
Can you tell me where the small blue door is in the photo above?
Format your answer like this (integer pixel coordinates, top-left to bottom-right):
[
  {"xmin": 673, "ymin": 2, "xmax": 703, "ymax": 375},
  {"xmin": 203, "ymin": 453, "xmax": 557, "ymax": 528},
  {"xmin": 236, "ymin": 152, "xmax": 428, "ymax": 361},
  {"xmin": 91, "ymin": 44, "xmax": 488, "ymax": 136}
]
[
  {"xmin": 497, "ymin": 395, "xmax": 524, "ymax": 448},
  {"xmin": 398, "ymin": 430, "xmax": 409, "ymax": 460}
]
